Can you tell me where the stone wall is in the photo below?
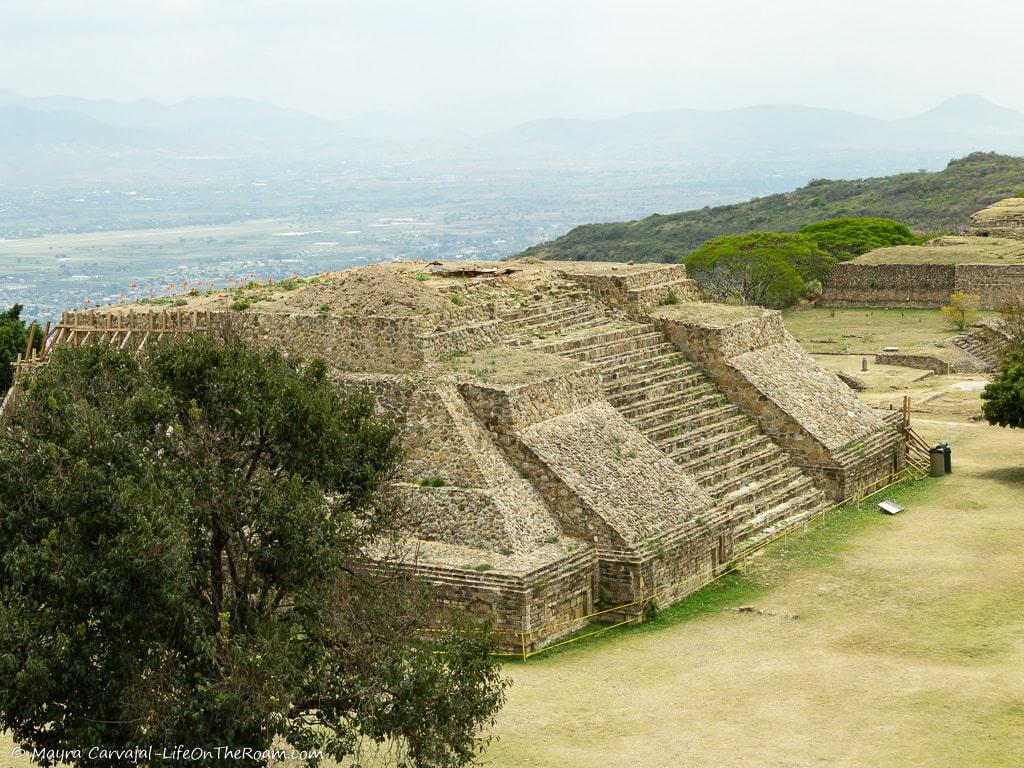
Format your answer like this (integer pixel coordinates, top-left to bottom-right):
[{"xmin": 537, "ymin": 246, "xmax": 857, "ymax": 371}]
[
  {"xmin": 551, "ymin": 263, "xmax": 700, "ymax": 318},
  {"xmin": 874, "ymin": 350, "xmax": 959, "ymax": 374},
  {"xmin": 407, "ymin": 544, "xmax": 600, "ymax": 652},
  {"xmin": 821, "ymin": 262, "xmax": 1024, "ymax": 309},
  {"xmin": 819, "ymin": 264, "xmax": 956, "ymax": 308},
  {"xmin": 953, "ymin": 264, "xmax": 1024, "ymax": 309}
]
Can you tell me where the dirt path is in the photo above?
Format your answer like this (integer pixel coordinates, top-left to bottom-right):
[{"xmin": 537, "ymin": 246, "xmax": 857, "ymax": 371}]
[{"xmin": 485, "ymin": 416, "xmax": 1024, "ymax": 768}]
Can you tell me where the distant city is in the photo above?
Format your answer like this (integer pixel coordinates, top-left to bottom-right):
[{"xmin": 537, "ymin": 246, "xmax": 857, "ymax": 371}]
[{"xmin": 3, "ymin": 92, "xmax": 1023, "ymax": 321}]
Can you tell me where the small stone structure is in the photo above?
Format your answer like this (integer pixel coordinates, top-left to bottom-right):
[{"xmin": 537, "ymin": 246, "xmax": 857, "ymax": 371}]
[
  {"xmin": 38, "ymin": 260, "xmax": 904, "ymax": 651},
  {"xmin": 875, "ymin": 317, "xmax": 1013, "ymax": 374},
  {"xmin": 967, "ymin": 197, "xmax": 1024, "ymax": 239}
]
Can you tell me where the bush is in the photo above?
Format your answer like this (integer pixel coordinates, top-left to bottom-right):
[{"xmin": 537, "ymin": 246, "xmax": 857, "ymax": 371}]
[
  {"xmin": 1000, "ymin": 299, "xmax": 1024, "ymax": 344},
  {"xmin": 0, "ymin": 304, "xmax": 40, "ymax": 393},
  {"xmin": 941, "ymin": 292, "xmax": 980, "ymax": 331},
  {"xmin": 982, "ymin": 344, "xmax": 1024, "ymax": 428},
  {"xmin": 659, "ymin": 290, "xmax": 680, "ymax": 306},
  {"xmin": 643, "ymin": 599, "xmax": 659, "ymax": 623},
  {"xmin": 799, "ymin": 217, "xmax": 918, "ymax": 261}
]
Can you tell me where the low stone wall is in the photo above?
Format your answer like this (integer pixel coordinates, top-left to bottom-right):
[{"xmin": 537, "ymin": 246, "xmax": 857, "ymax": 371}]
[
  {"xmin": 874, "ymin": 351, "xmax": 954, "ymax": 374},
  {"xmin": 821, "ymin": 262, "xmax": 1024, "ymax": 309},
  {"xmin": 409, "ymin": 545, "xmax": 600, "ymax": 652},
  {"xmin": 552, "ymin": 263, "xmax": 698, "ymax": 318},
  {"xmin": 819, "ymin": 264, "xmax": 956, "ymax": 308}
]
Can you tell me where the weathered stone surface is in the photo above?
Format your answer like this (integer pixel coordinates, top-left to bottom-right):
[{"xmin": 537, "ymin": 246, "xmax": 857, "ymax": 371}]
[
  {"xmin": 517, "ymin": 401, "xmax": 721, "ymax": 547},
  {"xmin": 54, "ymin": 259, "xmax": 905, "ymax": 651},
  {"xmin": 653, "ymin": 303, "xmax": 900, "ymax": 500}
]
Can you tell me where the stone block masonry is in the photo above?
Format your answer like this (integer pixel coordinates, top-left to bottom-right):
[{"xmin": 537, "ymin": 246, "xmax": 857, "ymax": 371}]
[
  {"xmin": 820, "ymin": 255, "xmax": 1024, "ymax": 310},
  {"xmin": 48, "ymin": 259, "xmax": 907, "ymax": 651},
  {"xmin": 653, "ymin": 303, "xmax": 902, "ymax": 501}
]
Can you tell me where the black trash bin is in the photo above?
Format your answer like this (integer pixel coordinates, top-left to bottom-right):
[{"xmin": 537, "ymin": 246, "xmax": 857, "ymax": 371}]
[{"xmin": 940, "ymin": 441, "xmax": 952, "ymax": 473}]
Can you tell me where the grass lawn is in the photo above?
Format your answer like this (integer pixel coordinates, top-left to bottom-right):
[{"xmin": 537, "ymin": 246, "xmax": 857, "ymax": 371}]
[
  {"xmin": 781, "ymin": 305, "xmax": 995, "ymax": 354},
  {"xmin": 485, "ymin": 412, "xmax": 1024, "ymax": 768}
]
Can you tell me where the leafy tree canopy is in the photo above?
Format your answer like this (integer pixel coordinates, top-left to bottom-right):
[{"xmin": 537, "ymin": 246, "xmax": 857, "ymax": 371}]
[
  {"xmin": 798, "ymin": 217, "xmax": 920, "ymax": 261},
  {"xmin": 0, "ymin": 304, "xmax": 40, "ymax": 393},
  {"xmin": 0, "ymin": 336, "xmax": 506, "ymax": 768},
  {"xmin": 982, "ymin": 344, "xmax": 1024, "ymax": 429},
  {"xmin": 684, "ymin": 232, "xmax": 832, "ymax": 308}
]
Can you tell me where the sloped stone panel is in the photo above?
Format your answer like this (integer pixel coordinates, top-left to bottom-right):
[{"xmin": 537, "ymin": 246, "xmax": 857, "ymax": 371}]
[{"xmin": 517, "ymin": 402, "xmax": 718, "ymax": 547}]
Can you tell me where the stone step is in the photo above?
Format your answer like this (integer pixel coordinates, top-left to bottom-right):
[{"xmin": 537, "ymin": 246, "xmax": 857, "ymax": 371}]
[
  {"xmin": 657, "ymin": 413, "xmax": 751, "ymax": 455},
  {"xmin": 557, "ymin": 330, "xmax": 667, "ymax": 362},
  {"xmin": 610, "ymin": 373, "xmax": 711, "ymax": 415},
  {"xmin": 666, "ymin": 421, "xmax": 762, "ymax": 464},
  {"xmin": 602, "ymin": 360, "xmax": 690, "ymax": 396},
  {"xmin": 633, "ymin": 390, "xmax": 731, "ymax": 434},
  {"xmin": 680, "ymin": 432, "xmax": 777, "ymax": 477},
  {"xmin": 735, "ymin": 486, "xmax": 827, "ymax": 548},
  {"xmin": 593, "ymin": 343, "xmax": 682, "ymax": 378},
  {"xmin": 512, "ymin": 317, "xmax": 621, "ymax": 347},
  {"xmin": 503, "ymin": 299, "xmax": 605, "ymax": 333},
  {"xmin": 536, "ymin": 323, "xmax": 641, "ymax": 351},
  {"xmin": 699, "ymin": 447, "xmax": 791, "ymax": 498},
  {"xmin": 501, "ymin": 291, "xmax": 590, "ymax": 321},
  {"xmin": 507, "ymin": 312, "xmax": 610, "ymax": 343},
  {"xmin": 730, "ymin": 467, "xmax": 820, "ymax": 515}
]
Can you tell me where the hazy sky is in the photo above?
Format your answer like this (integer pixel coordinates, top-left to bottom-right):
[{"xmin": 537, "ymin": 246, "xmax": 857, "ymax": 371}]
[{"xmin": 3, "ymin": 0, "xmax": 1024, "ymax": 131}]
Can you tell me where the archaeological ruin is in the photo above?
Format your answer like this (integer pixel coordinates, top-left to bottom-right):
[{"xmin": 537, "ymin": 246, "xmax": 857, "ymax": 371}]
[
  {"xmin": 820, "ymin": 199, "xmax": 1024, "ymax": 310},
  {"xmin": 6, "ymin": 260, "xmax": 909, "ymax": 652}
]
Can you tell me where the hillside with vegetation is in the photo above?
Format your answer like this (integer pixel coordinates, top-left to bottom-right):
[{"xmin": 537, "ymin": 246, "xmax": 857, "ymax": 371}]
[{"xmin": 519, "ymin": 152, "xmax": 1024, "ymax": 262}]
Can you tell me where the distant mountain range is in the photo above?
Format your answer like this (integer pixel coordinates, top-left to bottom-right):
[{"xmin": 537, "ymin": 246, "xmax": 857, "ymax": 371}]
[
  {"xmin": 485, "ymin": 94, "xmax": 1024, "ymax": 159},
  {"xmin": 2, "ymin": 90, "xmax": 1023, "ymax": 159},
  {"xmin": 518, "ymin": 152, "xmax": 1024, "ymax": 262}
]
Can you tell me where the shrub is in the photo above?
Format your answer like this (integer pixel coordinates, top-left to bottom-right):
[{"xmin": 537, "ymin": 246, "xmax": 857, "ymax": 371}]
[
  {"xmin": 941, "ymin": 292, "xmax": 980, "ymax": 331},
  {"xmin": 982, "ymin": 344, "xmax": 1024, "ymax": 428},
  {"xmin": 643, "ymin": 599, "xmax": 659, "ymax": 623}
]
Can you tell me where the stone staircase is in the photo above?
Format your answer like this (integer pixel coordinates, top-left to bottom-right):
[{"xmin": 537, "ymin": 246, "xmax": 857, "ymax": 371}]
[
  {"xmin": 936, "ymin": 320, "xmax": 1012, "ymax": 371},
  {"xmin": 500, "ymin": 286, "xmax": 613, "ymax": 344},
  {"xmin": 522, "ymin": 319, "xmax": 829, "ymax": 551}
]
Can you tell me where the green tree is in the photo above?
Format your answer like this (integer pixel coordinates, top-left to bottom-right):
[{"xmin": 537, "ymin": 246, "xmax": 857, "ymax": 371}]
[
  {"xmin": 684, "ymin": 232, "xmax": 831, "ymax": 308},
  {"xmin": 0, "ymin": 304, "xmax": 40, "ymax": 393},
  {"xmin": 798, "ymin": 217, "xmax": 919, "ymax": 261},
  {"xmin": 0, "ymin": 336, "xmax": 506, "ymax": 767},
  {"xmin": 982, "ymin": 344, "xmax": 1024, "ymax": 428}
]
